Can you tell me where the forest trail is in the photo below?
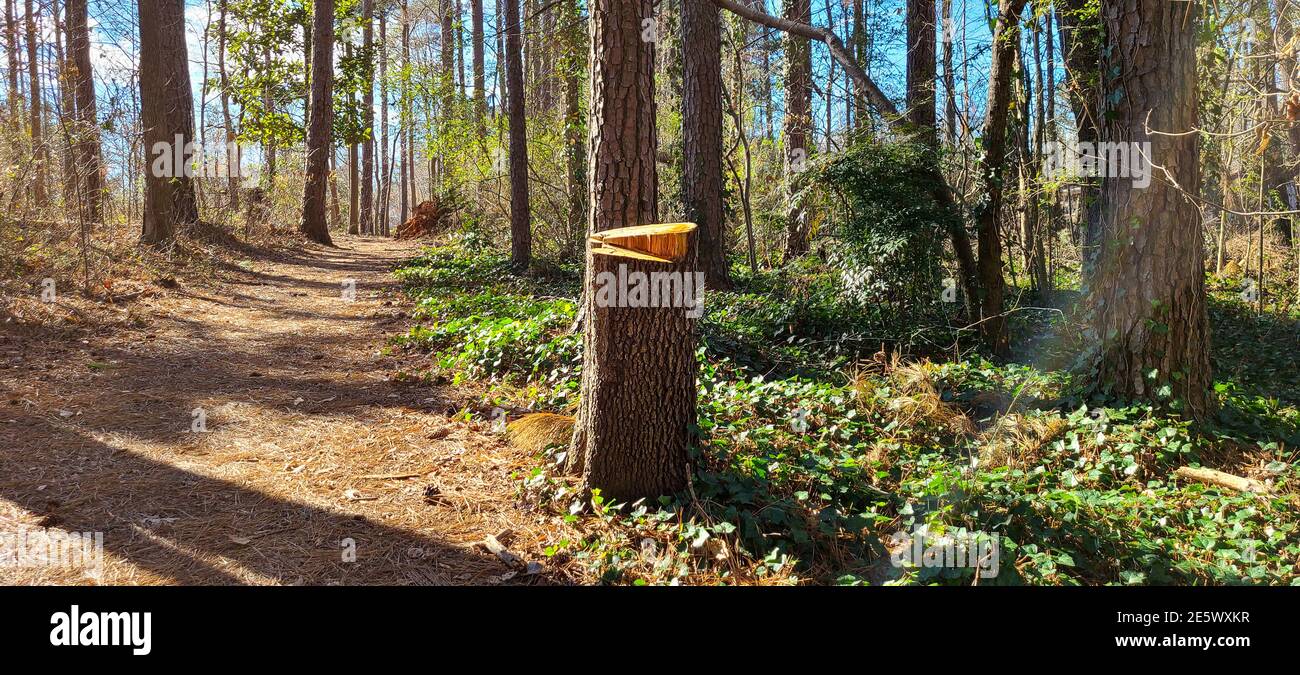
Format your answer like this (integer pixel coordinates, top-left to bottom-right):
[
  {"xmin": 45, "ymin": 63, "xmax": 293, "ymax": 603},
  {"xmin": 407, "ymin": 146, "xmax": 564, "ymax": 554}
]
[{"xmin": 0, "ymin": 236, "xmax": 562, "ymax": 585}]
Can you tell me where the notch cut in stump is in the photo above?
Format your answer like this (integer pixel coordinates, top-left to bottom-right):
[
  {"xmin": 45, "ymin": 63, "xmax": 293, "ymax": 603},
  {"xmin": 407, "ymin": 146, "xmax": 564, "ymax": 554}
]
[{"xmin": 589, "ymin": 223, "xmax": 696, "ymax": 264}]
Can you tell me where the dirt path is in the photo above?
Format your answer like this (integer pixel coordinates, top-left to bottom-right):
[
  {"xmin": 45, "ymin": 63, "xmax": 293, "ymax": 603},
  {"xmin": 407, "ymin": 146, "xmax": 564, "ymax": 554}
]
[{"xmin": 0, "ymin": 236, "xmax": 563, "ymax": 585}]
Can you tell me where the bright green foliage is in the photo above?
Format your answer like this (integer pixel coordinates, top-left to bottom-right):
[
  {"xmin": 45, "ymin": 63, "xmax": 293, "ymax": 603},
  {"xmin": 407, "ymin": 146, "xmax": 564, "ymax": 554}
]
[{"xmin": 393, "ymin": 241, "xmax": 1300, "ymax": 585}]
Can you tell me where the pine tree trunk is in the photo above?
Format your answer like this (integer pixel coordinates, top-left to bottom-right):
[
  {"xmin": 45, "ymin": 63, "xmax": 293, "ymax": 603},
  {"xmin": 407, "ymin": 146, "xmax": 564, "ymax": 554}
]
[
  {"xmin": 504, "ymin": 0, "xmax": 531, "ymax": 269},
  {"xmin": 400, "ymin": 0, "xmax": 410, "ymax": 225},
  {"xmin": 138, "ymin": 0, "xmax": 198, "ymax": 244},
  {"xmin": 941, "ymin": 0, "xmax": 956, "ymax": 144},
  {"xmin": 782, "ymin": 0, "xmax": 811, "ymax": 259},
  {"xmin": 905, "ymin": 0, "xmax": 936, "ymax": 147},
  {"xmin": 25, "ymin": 0, "xmax": 47, "ymax": 205},
  {"xmin": 561, "ymin": 0, "xmax": 586, "ymax": 254},
  {"xmin": 471, "ymin": 0, "xmax": 486, "ymax": 125},
  {"xmin": 380, "ymin": 10, "xmax": 391, "ymax": 236},
  {"xmin": 218, "ymin": 0, "xmax": 238, "ymax": 213},
  {"xmin": 568, "ymin": 0, "xmax": 696, "ymax": 502},
  {"xmin": 54, "ymin": 3, "xmax": 78, "ymax": 209},
  {"xmin": 1089, "ymin": 0, "xmax": 1212, "ymax": 419},
  {"xmin": 1057, "ymin": 0, "xmax": 1103, "ymax": 279},
  {"xmin": 5, "ymin": 0, "xmax": 18, "ymax": 131},
  {"xmin": 361, "ymin": 0, "xmax": 375, "ymax": 236},
  {"xmin": 66, "ymin": 0, "xmax": 102, "ymax": 222},
  {"xmin": 300, "ymin": 0, "xmax": 334, "ymax": 245},
  {"xmin": 682, "ymin": 0, "xmax": 731, "ymax": 289}
]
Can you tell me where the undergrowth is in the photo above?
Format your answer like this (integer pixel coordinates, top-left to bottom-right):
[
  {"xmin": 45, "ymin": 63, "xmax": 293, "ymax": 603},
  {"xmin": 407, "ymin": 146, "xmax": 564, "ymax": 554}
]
[{"xmin": 392, "ymin": 239, "xmax": 1300, "ymax": 586}]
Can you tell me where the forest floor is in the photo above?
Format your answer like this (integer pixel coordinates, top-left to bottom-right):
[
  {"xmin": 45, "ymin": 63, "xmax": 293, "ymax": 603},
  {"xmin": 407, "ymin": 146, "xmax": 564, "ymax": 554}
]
[{"xmin": 0, "ymin": 236, "xmax": 576, "ymax": 585}]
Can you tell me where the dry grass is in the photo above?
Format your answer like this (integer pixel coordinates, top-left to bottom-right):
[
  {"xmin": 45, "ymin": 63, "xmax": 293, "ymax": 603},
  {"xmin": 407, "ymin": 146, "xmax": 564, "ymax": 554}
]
[
  {"xmin": 506, "ymin": 413, "xmax": 575, "ymax": 455},
  {"xmin": 853, "ymin": 357, "xmax": 976, "ymax": 438},
  {"xmin": 978, "ymin": 414, "xmax": 1070, "ymax": 469}
]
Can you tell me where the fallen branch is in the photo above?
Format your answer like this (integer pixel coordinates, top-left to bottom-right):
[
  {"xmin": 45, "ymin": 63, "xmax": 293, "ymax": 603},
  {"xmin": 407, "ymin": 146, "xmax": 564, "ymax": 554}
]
[
  {"xmin": 706, "ymin": 0, "xmax": 899, "ymax": 121},
  {"xmin": 1173, "ymin": 467, "xmax": 1271, "ymax": 494},
  {"xmin": 355, "ymin": 472, "xmax": 424, "ymax": 481},
  {"xmin": 706, "ymin": 0, "xmax": 981, "ymax": 320}
]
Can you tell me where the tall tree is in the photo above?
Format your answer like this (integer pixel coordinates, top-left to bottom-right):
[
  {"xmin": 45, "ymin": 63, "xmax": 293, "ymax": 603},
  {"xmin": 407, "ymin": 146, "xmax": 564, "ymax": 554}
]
[
  {"xmin": 504, "ymin": 0, "xmax": 530, "ymax": 268},
  {"xmin": 301, "ymin": 0, "xmax": 334, "ymax": 245},
  {"xmin": 568, "ymin": 0, "xmax": 696, "ymax": 501},
  {"xmin": 561, "ymin": 0, "xmax": 586, "ymax": 250},
  {"xmin": 361, "ymin": 0, "xmax": 375, "ymax": 235},
  {"xmin": 5, "ymin": 0, "xmax": 18, "ymax": 130},
  {"xmin": 682, "ymin": 0, "xmax": 731, "ymax": 288},
  {"xmin": 218, "ymin": 0, "xmax": 238, "ymax": 212},
  {"xmin": 905, "ymin": 0, "xmax": 936, "ymax": 146},
  {"xmin": 400, "ymin": 0, "xmax": 410, "ymax": 224},
  {"xmin": 471, "ymin": 0, "xmax": 486, "ymax": 124},
  {"xmin": 138, "ymin": 0, "xmax": 199, "ymax": 244},
  {"xmin": 941, "ymin": 0, "xmax": 956, "ymax": 144},
  {"xmin": 1088, "ymin": 0, "xmax": 1212, "ymax": 418},
  {"xmin": 972, "ymin": 0, "xmax": 1027, "ymax": 357},
  {"xmin": 441, "ymin": 0, "xmax": 455, "ymax": 85},
  {"xmin": 346, "ymin": 40, "xmax": 359, "ymax": 234},
  {"xmin": 379, "ymin": 7, "xmax": 390, "ymax": 236},
  {"xmin": 67, "ymin": 0, "xmax": 103, "ymax": 222},
  {"xmin": 1057, "ymin": 0, "xmax": 1103, "ymax": 279},
  {"xmin": 782, "ymin": 0, "xmax": 812, "ymax": 259},
  {"xmin": 24, "ymin": 0, "xmax": 47, "ymax": 204}
]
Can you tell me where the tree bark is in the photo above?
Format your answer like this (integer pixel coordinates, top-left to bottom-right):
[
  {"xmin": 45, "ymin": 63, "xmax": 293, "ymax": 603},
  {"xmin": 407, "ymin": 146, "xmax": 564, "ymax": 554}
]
[
  {"xmin": 217, "ymin": 0, "xmax": 238, "ymax": 213},
  {"xmin": 400, "ymin": 0, "xmax": 410, "ymax": 225},
  {"xmin": 972, "ymin": 0, "xmax": 1027, "ymax": 357},
  {"xmin": 66, "ymin": 0, "xmax": 102, "ymax": 222},
  {"xmin": 25, "ymin": 0, "xmax": 47, "ymax": 205},
  {"xmin": 682, "ymin": 0, "xmax": 731, "ymax": 289},
  {"xmin": 471, "ymin": 0, "xmax": 486, "ymax": 124},
  {"xmin": 941, "ymin": 0, "xmax": 956, "ymax": 144},
  {"xmin": 561, "ymin": 0, "xmax": 586, "ymax": 254},
  {"xmin": 379, "ymin": 9, "xmax": 390, "ymax": 236},
  {"xmin": 300, "ymin": 0, "xmax": 334, "ymax": 245},
  {"xmin": 782, "ymin": 0, "xmax": 812, "ymax": 259},
  {"xmin": 138, "ymin": 0, "xmax": 198, "ymax": 244},
  {"xmin": 505, "ymin": 0, "xmax": 531, "ymax": 269},
  {"xmin": 1057, "ymin": 0, "xmax": 1103, "ymax": 280},
  {"xmin": 569, "ymin": 0, "xmax": 695, "ymax": 502},
  {"xmin": 361, "ymin": 0, "xmax": 375, "ymax": 236},
  {"xmin": 906, "ymin": 0, "xmax": 936, "ymax": 146},
  {"xmin": 1089, "ymin": 0, "xmax": 1212, "ymax": 419},
  {"xmin": 5, "ymin": 0, "xmax": 18, "ymax": 131}
]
